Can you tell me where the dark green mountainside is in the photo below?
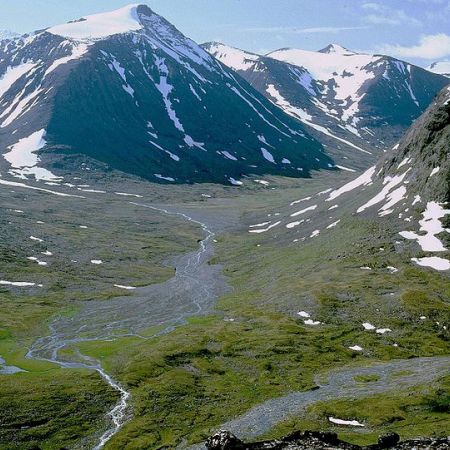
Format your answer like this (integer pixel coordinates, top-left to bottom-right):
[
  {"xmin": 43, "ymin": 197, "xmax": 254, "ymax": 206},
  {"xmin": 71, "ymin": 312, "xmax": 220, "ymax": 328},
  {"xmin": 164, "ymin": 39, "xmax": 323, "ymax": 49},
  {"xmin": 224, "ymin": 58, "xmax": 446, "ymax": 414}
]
[{"xmin": 0, "ymin": 5, "xmax": 334, "ymax": 185}]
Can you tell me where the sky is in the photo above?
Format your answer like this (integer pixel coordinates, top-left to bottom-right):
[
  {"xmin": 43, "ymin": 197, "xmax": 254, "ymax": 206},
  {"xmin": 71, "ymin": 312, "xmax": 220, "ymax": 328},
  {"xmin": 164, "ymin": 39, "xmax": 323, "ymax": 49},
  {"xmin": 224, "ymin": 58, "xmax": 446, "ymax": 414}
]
[{"xmin": 1, "ymin": 0, "xmax": 450, "ymax": 67}]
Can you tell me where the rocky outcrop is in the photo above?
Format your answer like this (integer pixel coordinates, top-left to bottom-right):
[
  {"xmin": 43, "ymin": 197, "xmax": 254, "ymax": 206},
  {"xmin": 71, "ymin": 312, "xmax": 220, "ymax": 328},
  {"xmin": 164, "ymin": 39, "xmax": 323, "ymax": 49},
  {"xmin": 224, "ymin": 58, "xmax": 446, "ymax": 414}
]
[{"xmin": 206, "ymin": 430, "xmax": 450, "ymax": 450}]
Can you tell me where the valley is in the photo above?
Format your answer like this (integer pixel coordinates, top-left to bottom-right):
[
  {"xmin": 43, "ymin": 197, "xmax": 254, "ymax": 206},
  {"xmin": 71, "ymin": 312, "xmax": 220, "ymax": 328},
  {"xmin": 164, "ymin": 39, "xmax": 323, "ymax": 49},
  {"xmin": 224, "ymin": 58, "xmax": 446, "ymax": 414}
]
[
  {"xmin": 0, "ymin": 163, "xmax": 448, "ymax": 449},
  {"xmin": 0, "ymin": 3, "xmax": 449, "ymax": 450}
]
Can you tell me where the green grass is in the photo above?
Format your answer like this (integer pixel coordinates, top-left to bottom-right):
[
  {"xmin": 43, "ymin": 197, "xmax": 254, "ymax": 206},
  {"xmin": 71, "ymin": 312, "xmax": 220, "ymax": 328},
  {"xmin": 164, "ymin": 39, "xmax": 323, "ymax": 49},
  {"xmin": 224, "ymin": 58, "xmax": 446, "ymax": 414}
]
[
  {"xmin": 0, "ymin": 184, "xmax": 203, "ymax": 449},
  {"xmin": 98, "ymin": 211, "xmax": 448, "ymax": 448},
  {"xmin": 0, "ymin": 173, "xmax": 449, "ymax": 449},
  {"xmin": 353, "ymin": 374, "xmax": 381, "ymax": 383},
  {"xmin": 0, "ymin": 369, "xmax": 119, "ymax": 450}
]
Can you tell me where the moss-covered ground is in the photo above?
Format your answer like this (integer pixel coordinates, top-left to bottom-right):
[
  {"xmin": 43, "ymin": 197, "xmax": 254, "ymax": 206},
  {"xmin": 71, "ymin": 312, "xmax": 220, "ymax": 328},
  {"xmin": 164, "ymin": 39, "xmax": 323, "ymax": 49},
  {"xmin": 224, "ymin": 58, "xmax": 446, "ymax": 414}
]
[{"xmin": 0, "ymin": 173, "xmax": 448, "ymax": 449}]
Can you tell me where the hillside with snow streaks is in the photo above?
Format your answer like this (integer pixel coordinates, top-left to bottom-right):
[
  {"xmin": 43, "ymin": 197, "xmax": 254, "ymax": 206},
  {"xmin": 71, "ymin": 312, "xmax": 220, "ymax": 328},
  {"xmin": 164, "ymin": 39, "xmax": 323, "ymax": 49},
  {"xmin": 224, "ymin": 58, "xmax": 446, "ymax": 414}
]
[
  {"xmin": 246, "ymin": 158, "xmax": 449, "ymax": 272},
  {"xmin": 204, "ymin": 42, "xmax": 449, "ymax": 168},
  {"xmin": 0, "ymin": 5, "xmax": 333, "ymax": 185},
  {"xmin": 246, "ymin": 85, "xmax": 450, "ymax": 273}
]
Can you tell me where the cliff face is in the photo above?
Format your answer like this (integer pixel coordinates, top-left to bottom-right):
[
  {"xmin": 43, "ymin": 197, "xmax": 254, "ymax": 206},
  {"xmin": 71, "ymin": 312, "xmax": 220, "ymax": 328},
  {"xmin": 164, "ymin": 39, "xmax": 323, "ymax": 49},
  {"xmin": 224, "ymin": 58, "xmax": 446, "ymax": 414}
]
[
  {"xmin": 381, "ymin": 86, "xmax": 450, "ymax": 204},
  {"xmin": 205, "ymin": 430, "xmax": 450, "ymax": 450}
]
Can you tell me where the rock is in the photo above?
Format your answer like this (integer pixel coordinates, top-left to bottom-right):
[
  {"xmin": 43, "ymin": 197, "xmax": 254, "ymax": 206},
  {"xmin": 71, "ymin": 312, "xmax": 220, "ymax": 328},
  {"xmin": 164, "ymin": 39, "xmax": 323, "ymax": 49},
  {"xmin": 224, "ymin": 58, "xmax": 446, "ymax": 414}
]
[
  {"xmin": 205, "ymin": 430, "xmax": 450, "ymax": 449},
  {"xmin": 378, "ymin": 433, "xmax": 400, "ymax": 448},
  {"xmin": 206, "ymin": 431, "xmax": 245, "ymax": 450}
]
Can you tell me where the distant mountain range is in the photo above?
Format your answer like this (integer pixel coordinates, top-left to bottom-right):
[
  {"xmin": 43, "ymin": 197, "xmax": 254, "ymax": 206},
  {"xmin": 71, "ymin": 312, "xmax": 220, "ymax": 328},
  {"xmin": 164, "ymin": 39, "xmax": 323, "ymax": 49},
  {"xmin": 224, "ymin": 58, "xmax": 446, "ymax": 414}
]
[
  {"xmin": 0, "ymin": 5, "xmax": 334, "ymax": 185},
  {"xmin": 203, "ymin": 42, "xmax": 449, "ymax": 169}
]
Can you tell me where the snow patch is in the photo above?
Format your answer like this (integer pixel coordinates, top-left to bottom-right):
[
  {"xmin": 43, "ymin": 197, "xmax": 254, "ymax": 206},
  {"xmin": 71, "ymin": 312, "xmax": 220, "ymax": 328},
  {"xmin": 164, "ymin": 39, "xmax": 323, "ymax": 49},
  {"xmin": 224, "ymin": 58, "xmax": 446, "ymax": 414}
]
[
  {"xmin": 0, "ymin": 280, "xmax": 40, "ymax": 287},
  {"xmin": 304, "ymin": 319, "xmax": 321, "ymax": 326},
  {"xmin": 229, "ymin": 177, "xmax": 243, "ymax": 186},
  {"xmin": 412, "ymin": 257, "xmax": 450, "ymax": 271},
  {"xmin": 249, "ymin": 221, "xmax": 281, "ymax": 234},
  {"xmin": 327, "ymin": 220, "xmax": 340, "ymax": 229},
  {"xmin": 399, "ymin": 202, "xmax": 450, "ymax": 252},
  {"xmin": 3, "ymin": 130, "xmax": 61, "ymax": 182},
  {"xmin": 0, "ymin": 63, "xmax": 36, "ymax": 99},
  {"xmin": 291, "ymin": 196, "xmax": 312, "ymax": 206},
  {"xmin": 221, "ymin": 151, "xmax": 237, "ymax": 161},
  {"xmin": 291, "ymin": 205, "xmax": 317, "ymax": 217},
  {"xmin": 286, "ymin": 220, "xmax": 304, "ymax": 229},
  {"xmin": 115, "ymin": 192, "xmax": 143, "ymax": 198},
  {"xmin": 47, "ymin": 5, "xmax": 143, "ymax": 40},
  {"xmin": 154, "ymin": 174, "xmax": 175, "ymax": 182},
  {"xmin": 329, "ymin": 417, "xmax": 365, "ymax": 427},
  {"xmin": 348, "ymin": 345, "xmax": 363, "ymax": 352},
  {"xmin": 430, "ymin": 167, "xmax": 440, "ymax": 177},
  {"xmin": 114, "ymin": 284, "xmax": 136, "ymax": 290},
  {"xmin": 45, "ymin": 43, "xmax": 89, "ymax": 77},
  {"xmin": 357, "ymin": 171, "xmax": 409, "ymax": 214},
  {"xmin": 261, "ymin": 147, "xmax": 275, "ymax": 164},
  {"xmin": 327, "ymin": 166, "xmax": 375, "ymax": 202}
]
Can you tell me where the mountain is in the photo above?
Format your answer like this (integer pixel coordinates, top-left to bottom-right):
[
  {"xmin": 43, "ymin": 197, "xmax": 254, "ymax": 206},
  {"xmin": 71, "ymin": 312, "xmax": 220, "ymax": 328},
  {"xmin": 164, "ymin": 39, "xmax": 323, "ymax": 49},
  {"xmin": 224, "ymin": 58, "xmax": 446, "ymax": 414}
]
[
  {"xmin": 381, "ymin": 86, "xmax": 450, "ymax": 204},
  {"xmin": 241, "ymin": 85, "xmax": 450, "ymax": 272},
  {"xmin": 331, "ymin": 84, "xmax": 450, "ymax": 270},
  {"xmin": 343, "ymin": 85, "xmax": 450, "ymax": 271},
  {"xmin": 0, "ymin": 5, "xmax": 334, "ymax": 185},
  {"xmin": 427, "ymin": 61, "xmax": 450, "ymax": 78},
  {"xmin": 203, "ymin": 42, "xmax": 449, "ymax": 169}
]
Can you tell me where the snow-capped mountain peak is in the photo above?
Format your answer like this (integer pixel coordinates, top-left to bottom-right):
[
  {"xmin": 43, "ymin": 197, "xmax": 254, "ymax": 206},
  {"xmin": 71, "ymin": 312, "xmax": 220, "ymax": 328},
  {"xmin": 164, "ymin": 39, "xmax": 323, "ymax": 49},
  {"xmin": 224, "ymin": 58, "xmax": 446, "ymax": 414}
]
[
  {"xmin": 47, "ymin": 4, "xmax": 144, "ymax": 40},
  {"xmin": 205, "ymin": 41, "xmax": 449, "ymax": 165},
  {"xmin": 0, "ymin": 4, "xmax": 333, "ymax": 185},
  {"xmin": 266, "ymin": 47, "xmax": 376, "ymax": 80}
]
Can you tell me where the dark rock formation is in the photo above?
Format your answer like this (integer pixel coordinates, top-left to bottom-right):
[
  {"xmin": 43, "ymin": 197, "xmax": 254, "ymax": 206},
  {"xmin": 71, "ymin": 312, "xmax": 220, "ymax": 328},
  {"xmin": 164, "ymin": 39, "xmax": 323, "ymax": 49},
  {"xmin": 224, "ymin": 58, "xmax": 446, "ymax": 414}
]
[{"xmin": 206, "ymin": 430, "xmax": 450, "ymax": 450}]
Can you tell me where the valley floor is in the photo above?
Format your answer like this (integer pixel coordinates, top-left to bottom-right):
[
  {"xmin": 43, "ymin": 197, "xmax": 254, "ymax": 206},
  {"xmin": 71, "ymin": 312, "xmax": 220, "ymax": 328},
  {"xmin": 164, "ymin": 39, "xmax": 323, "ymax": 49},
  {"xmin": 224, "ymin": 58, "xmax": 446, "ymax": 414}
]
[{"xmin": 0, "ymin": 169, "xmax": 448, "ymax": 449}]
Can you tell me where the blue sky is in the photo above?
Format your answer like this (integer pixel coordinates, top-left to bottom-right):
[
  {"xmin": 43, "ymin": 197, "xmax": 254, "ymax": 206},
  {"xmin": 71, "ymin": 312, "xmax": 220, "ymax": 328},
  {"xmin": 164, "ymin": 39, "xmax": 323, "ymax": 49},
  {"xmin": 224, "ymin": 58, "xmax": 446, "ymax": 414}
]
[{"xmin": 2, "ymin": 0, "xmax": 450, "ymax": 66}]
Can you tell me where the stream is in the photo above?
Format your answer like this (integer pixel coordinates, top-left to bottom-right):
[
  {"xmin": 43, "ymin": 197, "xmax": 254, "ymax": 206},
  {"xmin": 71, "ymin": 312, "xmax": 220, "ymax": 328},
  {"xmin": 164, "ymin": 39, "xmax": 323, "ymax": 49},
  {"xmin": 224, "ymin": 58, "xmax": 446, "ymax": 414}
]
[
  {"xmin": 27, "ymin": 204, "xmax": 231, "ymax": 449},
  {"xmin": 24, "ymin": 202, "xmax": 450, "ymax": 449}
]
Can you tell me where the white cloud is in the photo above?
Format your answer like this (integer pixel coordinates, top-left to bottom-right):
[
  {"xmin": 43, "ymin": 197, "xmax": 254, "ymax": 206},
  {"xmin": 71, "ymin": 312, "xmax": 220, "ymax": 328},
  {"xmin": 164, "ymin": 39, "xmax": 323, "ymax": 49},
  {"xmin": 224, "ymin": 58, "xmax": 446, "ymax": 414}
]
[
  {"xmin": 240, "ymin": 26, "xmax": 368, "ymax": 34},
  {"xmin": 362, "ymin": 3, "xmax": 422, "ymax": 26},
  {"xmin": 296, "ymin": 26, "xmax": 368, "ymax": 34},
  {"xmin": 378, "ymin": 33, "xmax": 450, "ymax": 59}
]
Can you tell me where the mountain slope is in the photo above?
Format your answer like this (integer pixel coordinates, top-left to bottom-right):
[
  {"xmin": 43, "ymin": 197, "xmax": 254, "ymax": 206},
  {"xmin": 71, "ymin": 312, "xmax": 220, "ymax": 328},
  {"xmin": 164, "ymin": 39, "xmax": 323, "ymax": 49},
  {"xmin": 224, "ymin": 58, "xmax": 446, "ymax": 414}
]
[
  {"xmin": 240, "ymin": 85, "xmax": 450, "ymax": 273},
  {"xmin": 0, "ymin": 5, "xmax": 333, "ymax": 185},
  {"xmin": 381, "ymin": 86, "xmax": 450, "ymax": 203},
  {"xmin": 204, "ymin": 42, "xmax": 449, "ymax": 169}
]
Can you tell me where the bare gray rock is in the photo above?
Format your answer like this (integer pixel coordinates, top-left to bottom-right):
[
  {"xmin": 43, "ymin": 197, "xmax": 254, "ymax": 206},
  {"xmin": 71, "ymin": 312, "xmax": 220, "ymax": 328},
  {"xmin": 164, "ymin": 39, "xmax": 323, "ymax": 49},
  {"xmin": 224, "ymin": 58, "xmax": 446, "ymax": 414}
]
[{"xmin": 205, "ymin": 431, "xmax": 450, "ymax": 450}]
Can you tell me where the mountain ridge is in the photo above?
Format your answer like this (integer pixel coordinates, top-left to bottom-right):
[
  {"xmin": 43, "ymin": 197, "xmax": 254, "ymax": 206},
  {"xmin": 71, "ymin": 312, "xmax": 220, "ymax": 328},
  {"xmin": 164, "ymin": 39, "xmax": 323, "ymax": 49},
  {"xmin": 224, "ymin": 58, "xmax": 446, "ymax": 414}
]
[{"xmin": 204, "ymin": 41, "xmax": 449, "ymax": 169}]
